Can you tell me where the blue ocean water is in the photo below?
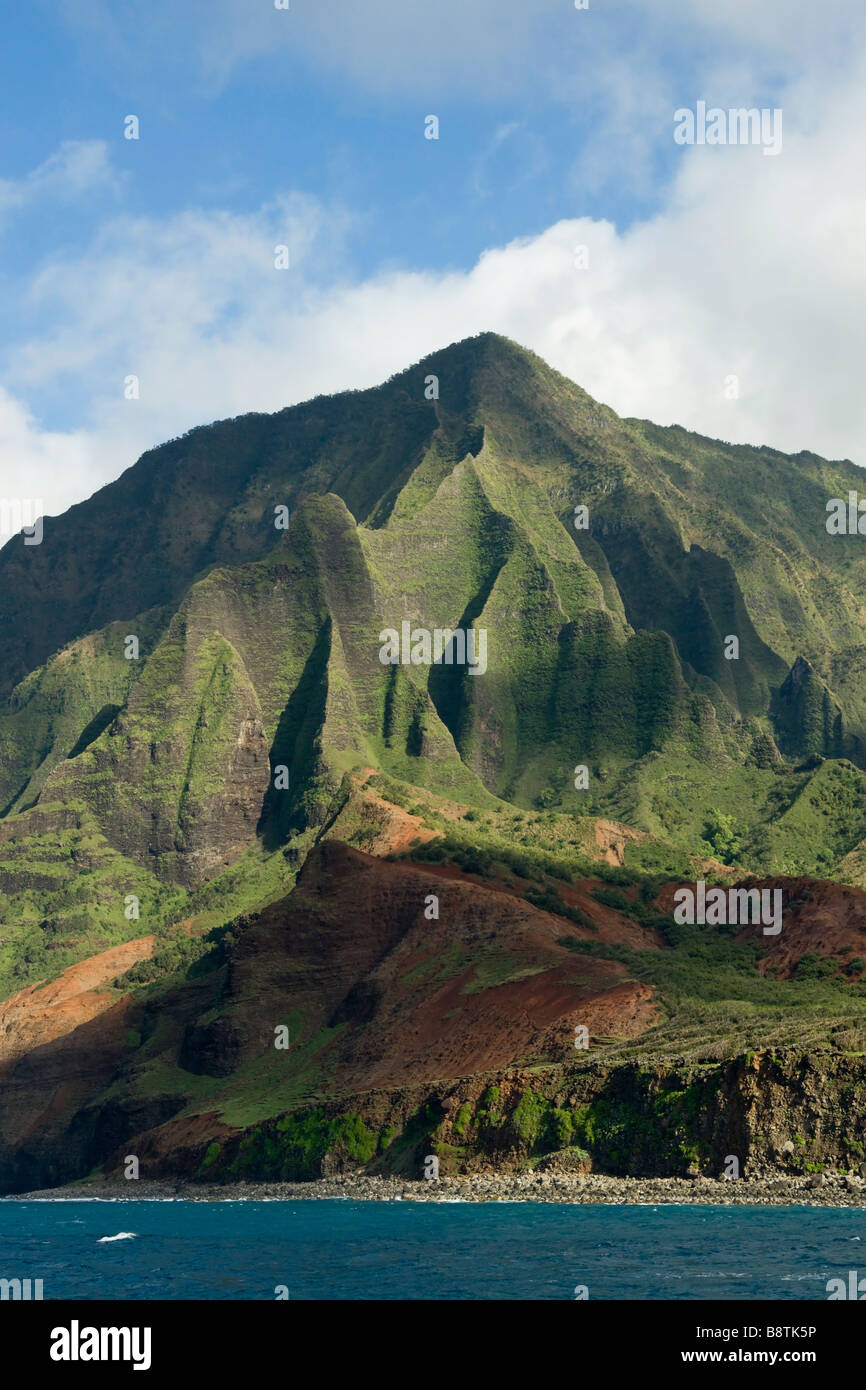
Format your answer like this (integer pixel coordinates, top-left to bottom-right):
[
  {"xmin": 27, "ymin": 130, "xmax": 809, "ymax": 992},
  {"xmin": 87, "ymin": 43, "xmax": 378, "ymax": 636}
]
[{"xmin": 0, "ymin": 1200, "xmax": 862, "ymax": 1300}]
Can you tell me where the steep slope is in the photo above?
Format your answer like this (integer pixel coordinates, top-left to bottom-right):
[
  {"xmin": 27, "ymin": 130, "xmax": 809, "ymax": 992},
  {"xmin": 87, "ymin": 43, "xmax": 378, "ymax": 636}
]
[
  {"xmin": 5, "ymin": 836, "xmax": 866, "ymax": 1191},
  {"xmin": 2, "ymin": 331, "xmax": 865, "ymax": 723},
  {"xmin": 3, "ymin": 332, "xmax": 866, "ymax": 1010}
]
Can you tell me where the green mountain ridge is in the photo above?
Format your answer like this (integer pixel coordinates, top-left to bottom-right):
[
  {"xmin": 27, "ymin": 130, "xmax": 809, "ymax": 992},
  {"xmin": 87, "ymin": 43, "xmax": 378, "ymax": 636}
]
[{"xmin": 3, "ymin": 332, "xmax": 866, "ymax": 998}]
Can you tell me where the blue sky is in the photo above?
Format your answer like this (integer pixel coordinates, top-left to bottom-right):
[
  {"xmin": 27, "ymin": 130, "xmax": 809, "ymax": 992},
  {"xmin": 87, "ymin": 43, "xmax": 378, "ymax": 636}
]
[
  {"xmin": 0, "ymin": 0, "xmax": 863, "ymax": 528},
  {"xmin": 1, "ymin": 2, "xmax": 689, "ymax": 288}
]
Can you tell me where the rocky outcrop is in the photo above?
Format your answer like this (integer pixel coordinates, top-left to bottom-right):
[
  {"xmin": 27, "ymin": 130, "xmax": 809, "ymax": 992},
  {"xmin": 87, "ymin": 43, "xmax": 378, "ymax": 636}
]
[{"xmin": 772, "ymin": 655, "xmax": 844, "ymax": 759}]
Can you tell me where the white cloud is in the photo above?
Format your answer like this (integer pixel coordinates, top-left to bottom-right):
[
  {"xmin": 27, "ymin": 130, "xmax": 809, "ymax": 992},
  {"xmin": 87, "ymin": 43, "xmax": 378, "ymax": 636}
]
[
  {"xmin": 60, "ymin": 0, "xmax": 570, "ymax": 98},
  {"xmin": 3, "ymin": 28, "xmax": 866, "ymax": 526},
  {"xmin": 54, "ymin": 0, "xmax": 866, "ymax": 118},
  {"xmin": 0, "ymin": 390, "xmax": 93, "ymax": 545},
  {"xmin": 0, "ymin": 141, "xmax": 118, "ymax": 226},
  {"xmin": 58, "ymin": 0, "xmax": 863, "ymax": 98}
]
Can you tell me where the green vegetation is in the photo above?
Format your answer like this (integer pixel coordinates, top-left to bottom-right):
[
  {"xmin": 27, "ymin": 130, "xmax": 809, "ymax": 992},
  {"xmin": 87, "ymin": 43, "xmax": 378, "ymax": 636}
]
[
  {"xmin": 452, "ymin": 1103, "xmax": 473, "ymax": 1137},
  {"xmin": 702, "ymin": 810, "xmax": 745, "ymax": 865},
  {"xmin": 228, "ymin": 1109, "xmax": 379, "ymax": 1181},
  {"xmin": 7, "ymin": 334, "xmax": 866, "ymax": 1186}
]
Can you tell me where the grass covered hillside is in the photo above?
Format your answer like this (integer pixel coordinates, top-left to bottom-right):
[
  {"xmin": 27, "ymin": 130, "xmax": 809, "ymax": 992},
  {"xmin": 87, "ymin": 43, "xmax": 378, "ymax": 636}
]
[
  {"xmin": 5, "ymin": 333, "xmax": 866, "ymax": 1187},
  {"xmin": 2, "ymin": 333, "xmax": 866, "ymax": 1000}
]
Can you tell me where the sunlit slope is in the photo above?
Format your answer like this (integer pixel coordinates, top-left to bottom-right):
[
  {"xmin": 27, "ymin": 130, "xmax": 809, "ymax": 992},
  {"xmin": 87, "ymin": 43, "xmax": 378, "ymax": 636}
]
[{"xmin": 3, "ymin": 333, "xmax": 866, "ymax": 1000}]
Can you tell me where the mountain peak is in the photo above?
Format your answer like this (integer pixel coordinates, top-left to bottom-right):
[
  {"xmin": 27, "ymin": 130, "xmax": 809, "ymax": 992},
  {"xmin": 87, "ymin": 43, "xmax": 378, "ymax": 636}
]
[{"xmin": 400, "ymin": 329, "xmax": 591, "ymax": 399}]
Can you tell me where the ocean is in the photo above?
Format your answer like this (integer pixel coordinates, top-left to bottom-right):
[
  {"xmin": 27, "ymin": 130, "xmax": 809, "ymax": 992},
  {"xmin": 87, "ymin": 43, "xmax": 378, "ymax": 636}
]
[{"xmin": 0, "ymin": 1200, "xmax": 863, "ymax": 1300}]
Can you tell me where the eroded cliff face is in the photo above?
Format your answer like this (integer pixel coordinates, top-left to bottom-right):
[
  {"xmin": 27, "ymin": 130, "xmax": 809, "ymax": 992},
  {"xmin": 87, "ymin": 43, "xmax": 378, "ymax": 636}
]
[
  {"xmin": 11, "ymin": 339, "xmax": 866, "ymax": 1013},
  {"xmin": 2, "ymin": 838, "xmax": 866, "ymax": 1193},
  {"xmin": 21, "ymin": 1047, "xmax": 862, "ymax": 1191},
  {"xmin": 177, "ymin": 839, "xmax": 659, "ymax": 1090},
  {"xmin": 46, "ymin": 629, "xmax": 273, "ymax": 890},
  {"xmin": 9, "ymin": 338, "xmax": 866, "ymax": 1195}
]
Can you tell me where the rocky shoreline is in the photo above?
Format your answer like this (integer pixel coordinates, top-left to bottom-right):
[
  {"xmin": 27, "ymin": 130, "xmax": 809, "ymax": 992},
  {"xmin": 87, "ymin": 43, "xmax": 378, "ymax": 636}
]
[{"xmin": 7, "ymin": 1170, "xmax": 866, "ymax": 1205}]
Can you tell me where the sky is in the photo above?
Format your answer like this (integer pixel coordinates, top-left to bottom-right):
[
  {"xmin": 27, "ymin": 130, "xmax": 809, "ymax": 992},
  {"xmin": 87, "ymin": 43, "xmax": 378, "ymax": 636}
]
[{"xmin": 1, "ymin": 0, "xmax": 864, "ymax": 532}]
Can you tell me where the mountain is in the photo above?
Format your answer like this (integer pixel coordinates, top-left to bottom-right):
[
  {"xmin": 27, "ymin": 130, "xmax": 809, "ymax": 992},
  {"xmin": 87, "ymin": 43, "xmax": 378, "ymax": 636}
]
[{"xmin": 3, "ymin": 332, "xmax": 866, "ymax": 1191}]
